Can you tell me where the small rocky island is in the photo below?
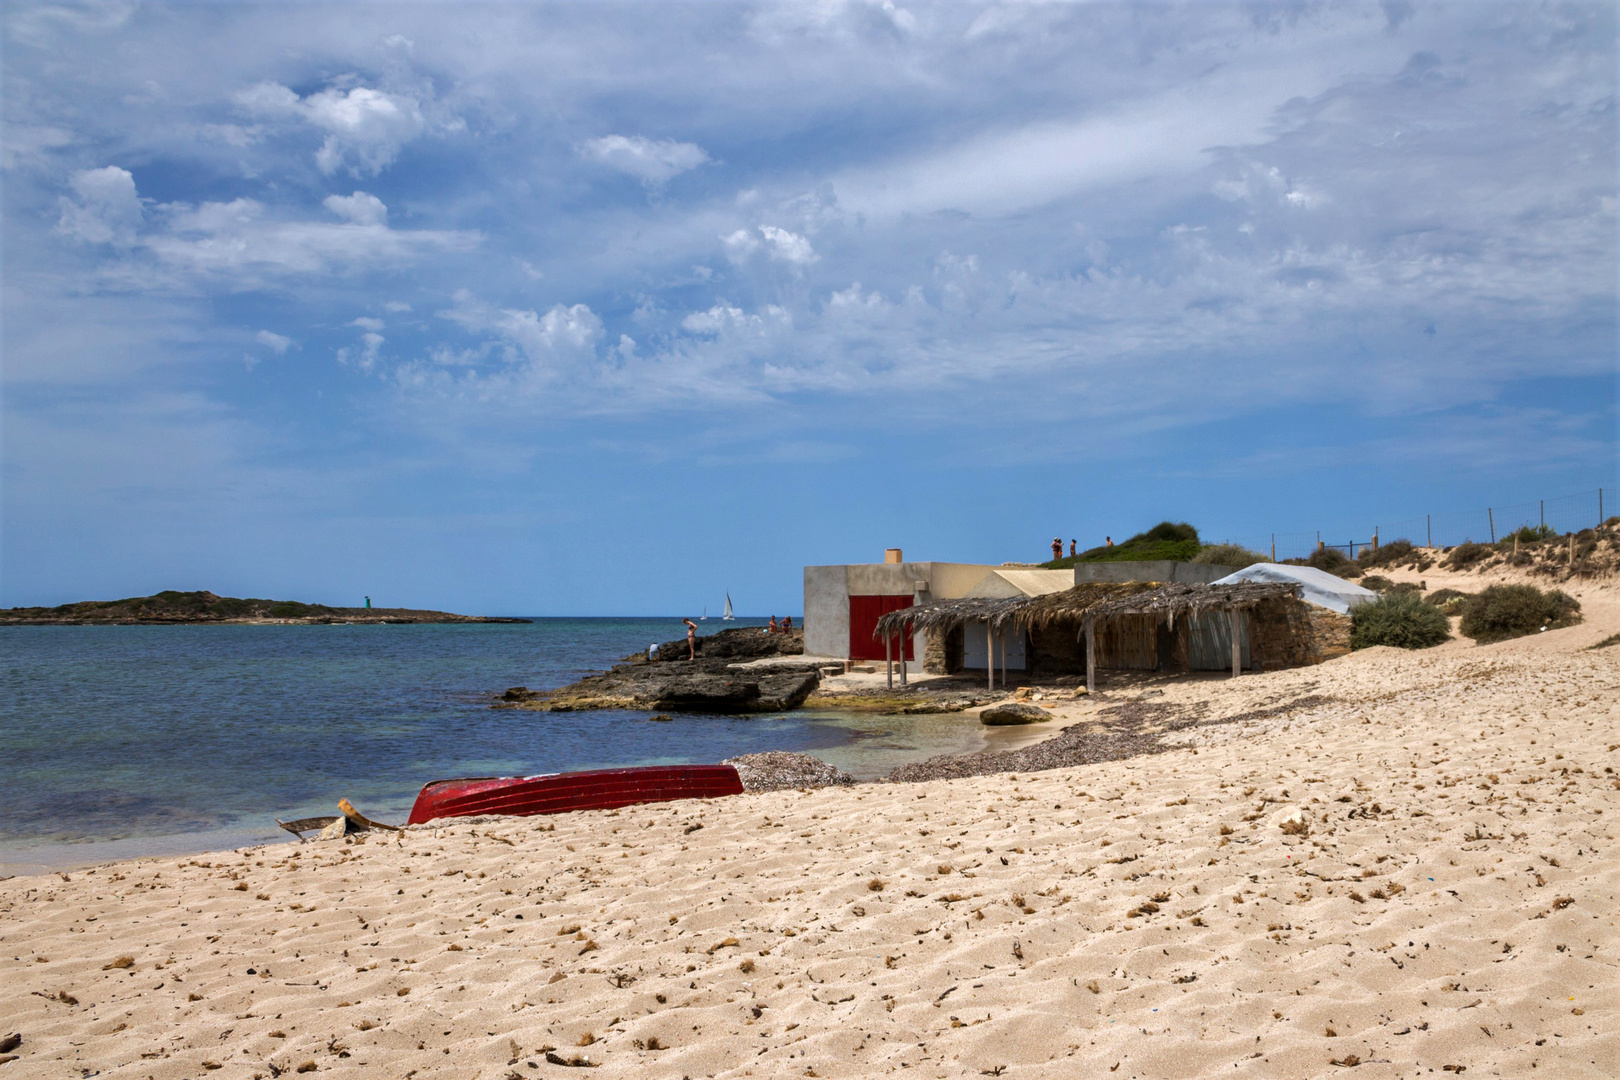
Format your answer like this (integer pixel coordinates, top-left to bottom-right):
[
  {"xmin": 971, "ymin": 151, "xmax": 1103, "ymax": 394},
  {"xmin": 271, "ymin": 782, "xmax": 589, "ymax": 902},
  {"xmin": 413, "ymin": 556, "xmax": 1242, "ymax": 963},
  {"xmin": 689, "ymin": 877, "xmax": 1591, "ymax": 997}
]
[
  {"xmin": 0, "ymin": 590, "xmax": 529, "ymax": 626},
  {"xmin": 501, "ymin": 625, "xmax": 828, "ymax": 713}
]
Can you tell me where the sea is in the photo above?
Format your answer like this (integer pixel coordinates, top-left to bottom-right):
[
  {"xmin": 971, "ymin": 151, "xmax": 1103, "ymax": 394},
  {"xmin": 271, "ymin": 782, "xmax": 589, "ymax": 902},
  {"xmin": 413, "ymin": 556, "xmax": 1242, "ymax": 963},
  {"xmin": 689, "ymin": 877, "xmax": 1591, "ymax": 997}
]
[{"xmin": 0, "ymin": 617, "xmax": 988, "ymax": 874}]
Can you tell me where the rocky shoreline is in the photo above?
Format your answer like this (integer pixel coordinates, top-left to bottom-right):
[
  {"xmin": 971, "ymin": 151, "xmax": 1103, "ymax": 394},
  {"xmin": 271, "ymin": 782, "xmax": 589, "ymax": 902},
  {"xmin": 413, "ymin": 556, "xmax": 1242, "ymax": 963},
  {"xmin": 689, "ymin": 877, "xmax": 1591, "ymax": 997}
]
[
  {"xmin": 0, "ymin": 590, "xmax": 528, "ymax": 626},
  {"xmin": 499, "ymin": 626, "xmax": 827, "ymax": 713}
]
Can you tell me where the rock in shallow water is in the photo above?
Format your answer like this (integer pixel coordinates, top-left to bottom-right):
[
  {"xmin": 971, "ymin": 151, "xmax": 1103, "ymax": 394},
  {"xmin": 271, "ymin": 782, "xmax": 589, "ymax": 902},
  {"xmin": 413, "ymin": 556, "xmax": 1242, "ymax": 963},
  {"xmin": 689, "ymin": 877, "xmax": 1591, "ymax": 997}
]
[{"xmin": 979, "ymin": 702, "xmax": 1051, "ymax": 726}]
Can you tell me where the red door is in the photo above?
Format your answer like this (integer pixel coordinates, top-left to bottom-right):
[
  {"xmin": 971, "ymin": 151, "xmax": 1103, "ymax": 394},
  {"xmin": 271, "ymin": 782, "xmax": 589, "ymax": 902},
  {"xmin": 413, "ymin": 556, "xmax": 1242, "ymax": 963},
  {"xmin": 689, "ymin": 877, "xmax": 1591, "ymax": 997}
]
[{"xmin": 849, "ymin": 595, "xmax": 915, "ymax": 661}]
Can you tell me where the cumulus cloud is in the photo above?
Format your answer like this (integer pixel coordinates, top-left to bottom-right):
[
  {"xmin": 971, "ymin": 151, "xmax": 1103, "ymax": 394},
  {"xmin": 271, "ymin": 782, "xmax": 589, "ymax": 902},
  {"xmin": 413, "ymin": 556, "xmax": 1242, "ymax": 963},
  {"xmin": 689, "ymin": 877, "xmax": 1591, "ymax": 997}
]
[
  {"xmin": 720, "ymin": 225, "xmax": 817, "ymax": 265},
  {"xmin": 580, "ymin": 134, "xmax": 710, "ymax": 186},
  {"xmin": 436, "ymin": 291, "xmax": 604, "ymax": 385},
  {"xmin": 255, "ymin": 329, "xmax": 291, "ymax": 353},
  {"xmin": 236, "ymin": 81, "xmax": 428, "ymax": 175},
  {"xmin": 351, "ymin": 316, "xmax": 384, "ymax": 331},
  {"xmin": 680, "ymin": 302, "xmax": 792, "ymax": 335},
  {"xmin": 57, "ymin": 166, "xmax": 142, "ymax": 245},
  {"xmin": 323, "ymin": 191, "xmax": 389, "ymax": 225},
  {"xmin": 55, "ymin": 170, "xmax": 480, "ymax": 286}
]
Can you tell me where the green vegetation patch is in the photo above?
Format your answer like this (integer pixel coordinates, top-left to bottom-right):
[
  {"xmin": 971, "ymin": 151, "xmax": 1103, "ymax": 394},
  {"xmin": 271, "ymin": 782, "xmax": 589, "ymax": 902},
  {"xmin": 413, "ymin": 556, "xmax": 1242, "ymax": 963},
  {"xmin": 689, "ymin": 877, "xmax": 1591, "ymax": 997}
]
[
  {"xmin": 1458, "ymin": 584, "xmax": 1582, "ymax": 644},
  {"xmin": 1046, "ymin": 521, "xmax": 1201, "ymax": 568},
  {"xmin": 1191, "ymin": 543, "xmax": 1267, "ymax": 569},
  {"xmin": 1424, "ymin": 588, "xmax": 1471, "ymax": 615},
  {"xmin": 1350, "ymin": 593, "xmax": 1451, "ymax": 650},
  {"xmin": 1355, "ymin": 538, "xmax": 1415, "ymax": 570}
]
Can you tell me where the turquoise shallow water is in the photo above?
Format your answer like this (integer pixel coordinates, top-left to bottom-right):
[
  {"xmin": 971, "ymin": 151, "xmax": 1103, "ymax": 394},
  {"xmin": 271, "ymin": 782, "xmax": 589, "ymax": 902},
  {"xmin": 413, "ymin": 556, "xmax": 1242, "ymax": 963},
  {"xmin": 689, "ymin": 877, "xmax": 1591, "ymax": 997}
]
[{"xmin": 0, "ymin": 618, "xmax": 985, "ymax": 869}]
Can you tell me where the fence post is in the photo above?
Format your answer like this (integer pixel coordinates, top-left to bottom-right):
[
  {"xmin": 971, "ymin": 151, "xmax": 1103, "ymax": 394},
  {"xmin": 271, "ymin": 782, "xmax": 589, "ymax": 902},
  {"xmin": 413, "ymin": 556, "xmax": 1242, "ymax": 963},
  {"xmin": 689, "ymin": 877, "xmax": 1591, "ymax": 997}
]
[
  {"xmin": 1270, "ymin": 534, "xmax": 1275, "ymax": 561},
  {"xmin": 1427, "ymin": 514, "xmax": 1431, "ymax": 548},
  {"xmin": 1488, "ymin": 508, "xmax": 1495, "ymax": 543},
  {"xmin": 1600, "ymin": 488, "xmax": 1604, "ymax": 526},
  {"xmin": 1541, "ymin": 500, "xmax": 1544, "ymax": 529}
]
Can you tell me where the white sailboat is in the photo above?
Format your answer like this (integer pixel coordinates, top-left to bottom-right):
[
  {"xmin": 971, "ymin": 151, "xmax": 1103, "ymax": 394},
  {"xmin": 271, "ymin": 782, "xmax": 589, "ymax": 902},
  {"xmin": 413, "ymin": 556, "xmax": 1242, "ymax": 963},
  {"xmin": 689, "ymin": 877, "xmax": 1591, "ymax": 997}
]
[{"xmin": 722, "ymin": 593, "xmax": 734, "ymax": 621}]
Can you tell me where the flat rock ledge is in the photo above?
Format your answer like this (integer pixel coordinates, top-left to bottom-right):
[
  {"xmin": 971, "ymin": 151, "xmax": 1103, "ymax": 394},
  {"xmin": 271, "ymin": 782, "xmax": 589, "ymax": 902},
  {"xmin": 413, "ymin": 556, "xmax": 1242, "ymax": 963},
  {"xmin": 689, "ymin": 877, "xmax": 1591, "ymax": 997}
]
[
  {"xmin": 500, "ymin": 626, "xmax": 819, "ymax": 714},
  {"xmin": 979, "ymin": 702, "xmax": 1052, "ymax": 725},
  {"xmin": 723, "ymin": 751, "xmax": 856, "ymax": 792}
]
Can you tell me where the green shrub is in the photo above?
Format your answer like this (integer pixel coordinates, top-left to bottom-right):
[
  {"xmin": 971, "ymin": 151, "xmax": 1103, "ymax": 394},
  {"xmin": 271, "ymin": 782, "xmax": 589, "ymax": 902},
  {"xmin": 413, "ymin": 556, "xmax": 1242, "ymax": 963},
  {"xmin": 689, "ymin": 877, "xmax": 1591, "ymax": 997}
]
[
  {"xmin": 1360, "ymin": 574, "xmax": 1396, "ymax": 592},
  {"xmin": 1127, "ymin": 521, "xmax": 1200, "ymax": 545},
  {"xmin": 1357, "ymin": 538, "xmax": 1415, "ymax": 569},
  {"xmin": 1054, "ymin": 521, "xmax": 1203, "ymax": 567},
  {"xmin": 1458, "ymin": 585, "xmax": 1582, "ymax": 644},
  {"xmin": 1285, "ymin": 547, "xmax": 1363, "ymax": 578},
  {"xmin": 1350, "ymin": 593, "xmax": 1452, "ymax": 650},
  {"xmin": 1424, "ymin": 588, "xmax": 1471, "ymax": 615},
  {"xmin": 1191, "ymin": 543, "xmax": 1267, "ymax": 568},
  {"xmin": 1504, "ymin": 524, "xmax": 1555, "ymax": 544},
  {"xmin": 1443, "ymin": 542, "xmax": 1494, "ymax": 570}
]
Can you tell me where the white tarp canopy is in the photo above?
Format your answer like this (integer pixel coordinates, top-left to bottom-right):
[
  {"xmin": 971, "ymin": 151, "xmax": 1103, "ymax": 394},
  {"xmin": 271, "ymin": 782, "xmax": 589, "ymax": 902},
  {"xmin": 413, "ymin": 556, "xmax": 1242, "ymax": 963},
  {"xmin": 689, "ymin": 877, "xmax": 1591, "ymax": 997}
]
[{"xmin": 1212, "ymin": 563, "xmax": 1377, "ymax": 615}]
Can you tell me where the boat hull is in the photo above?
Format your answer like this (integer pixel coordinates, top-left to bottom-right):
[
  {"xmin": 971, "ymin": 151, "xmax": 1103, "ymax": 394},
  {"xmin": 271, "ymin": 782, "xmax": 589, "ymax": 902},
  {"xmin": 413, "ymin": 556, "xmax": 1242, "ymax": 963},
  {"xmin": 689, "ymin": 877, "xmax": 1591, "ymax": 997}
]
[{"xmin": 406, "ymin": 764, "xmax": 744, "ymax": 825}]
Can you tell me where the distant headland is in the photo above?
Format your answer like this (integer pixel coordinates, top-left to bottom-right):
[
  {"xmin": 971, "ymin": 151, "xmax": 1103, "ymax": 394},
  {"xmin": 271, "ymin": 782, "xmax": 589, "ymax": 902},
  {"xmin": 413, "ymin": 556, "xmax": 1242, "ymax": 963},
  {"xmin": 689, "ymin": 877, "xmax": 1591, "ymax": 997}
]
[{"xmin": 0, "ymin": 590, "xmax": 530, "ymax": 626}]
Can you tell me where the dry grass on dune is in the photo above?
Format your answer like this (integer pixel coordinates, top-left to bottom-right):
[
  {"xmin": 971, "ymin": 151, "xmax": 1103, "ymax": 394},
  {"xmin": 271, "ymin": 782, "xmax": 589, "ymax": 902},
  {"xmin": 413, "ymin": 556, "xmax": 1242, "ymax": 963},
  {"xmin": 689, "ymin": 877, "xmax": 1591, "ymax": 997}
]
[{"xmin": 1, "ymin": 600, "xmax": 1617, "ymax": 1079}]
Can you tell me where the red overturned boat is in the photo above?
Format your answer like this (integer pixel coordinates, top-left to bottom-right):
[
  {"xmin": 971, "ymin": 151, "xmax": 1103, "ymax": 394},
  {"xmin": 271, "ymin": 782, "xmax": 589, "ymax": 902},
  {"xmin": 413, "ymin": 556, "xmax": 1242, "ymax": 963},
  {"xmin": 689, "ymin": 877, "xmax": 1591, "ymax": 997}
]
[{"xmin": 406, "ymin": 764, "xmax": 744, "ymax": 825}]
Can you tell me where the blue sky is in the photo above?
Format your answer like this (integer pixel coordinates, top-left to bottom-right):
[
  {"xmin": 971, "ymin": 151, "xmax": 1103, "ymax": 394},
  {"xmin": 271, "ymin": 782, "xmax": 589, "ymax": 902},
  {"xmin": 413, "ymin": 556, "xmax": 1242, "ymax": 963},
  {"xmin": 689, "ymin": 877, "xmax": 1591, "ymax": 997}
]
[{"xmin": 3, "ymin": 1, "xmax": 1615, "ymax": 616}]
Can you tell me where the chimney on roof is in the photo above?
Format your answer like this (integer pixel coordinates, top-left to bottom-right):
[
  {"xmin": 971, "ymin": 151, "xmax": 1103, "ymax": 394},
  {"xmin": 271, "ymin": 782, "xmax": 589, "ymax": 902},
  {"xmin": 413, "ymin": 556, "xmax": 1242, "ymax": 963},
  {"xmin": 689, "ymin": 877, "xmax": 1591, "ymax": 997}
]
[{"xmin": 884, "ymin": 548, "xmax": 903, "ymax": 564}]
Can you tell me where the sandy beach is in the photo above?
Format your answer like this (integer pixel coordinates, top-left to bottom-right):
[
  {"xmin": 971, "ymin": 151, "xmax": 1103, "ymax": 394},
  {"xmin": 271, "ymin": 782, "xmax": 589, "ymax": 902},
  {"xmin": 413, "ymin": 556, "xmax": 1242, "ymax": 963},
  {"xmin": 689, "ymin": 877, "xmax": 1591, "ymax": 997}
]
[{"xmin": 3, "ymin": 574, "xmax": 1616, "ymax": 1078}]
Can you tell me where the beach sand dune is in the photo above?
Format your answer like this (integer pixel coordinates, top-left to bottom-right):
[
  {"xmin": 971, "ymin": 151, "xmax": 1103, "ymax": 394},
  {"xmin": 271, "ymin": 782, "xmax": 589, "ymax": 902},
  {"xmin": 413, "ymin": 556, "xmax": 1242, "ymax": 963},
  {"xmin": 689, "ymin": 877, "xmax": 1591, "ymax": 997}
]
[{"xmin": 3, "ymin": 590, "xmax": 1616, "ymax": 1078}]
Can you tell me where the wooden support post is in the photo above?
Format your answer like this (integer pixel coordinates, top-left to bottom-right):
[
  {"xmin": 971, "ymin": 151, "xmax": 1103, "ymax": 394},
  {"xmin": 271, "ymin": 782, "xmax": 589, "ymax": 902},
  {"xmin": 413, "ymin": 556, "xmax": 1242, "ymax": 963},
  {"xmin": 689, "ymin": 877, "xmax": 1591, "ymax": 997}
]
[
  {"xmin": 1270, "ymin": 534, "xmax": 1275, "ymax": 561},
  {"xmin": 999, "ymin": 628, "xmax": 1007, "ymax": 690},
  {"xmin": 1427, "ymin": 514, "xmax": 1431, "ymax": 549},
  {"xmin": 1084, "ymin": 617, "xmax": 1095, "ymax": 693},
  {"xmin": 1229, "ymin": 607, "xmax": 1241, "ymax": 679},
  {"xmin": 987, "ymin": 622, "xmax": 994, "ymax": 691},
  {"xmin": 1488, "ymin": 507, "xmax": 1495, "ymax": 543},
  {"xmin": 899, "ymin": 626, "xmax": 908, "ymax": 686},
  {"xmin": 885, "ymin": 633, "xmax": 892, "ymax": 690}
]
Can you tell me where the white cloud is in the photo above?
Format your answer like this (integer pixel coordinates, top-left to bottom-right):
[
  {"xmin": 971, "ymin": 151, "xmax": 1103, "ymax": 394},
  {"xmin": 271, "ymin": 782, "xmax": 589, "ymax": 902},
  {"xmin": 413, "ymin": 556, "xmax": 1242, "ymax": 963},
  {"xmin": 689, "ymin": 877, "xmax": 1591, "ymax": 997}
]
[
  {"xmin": 760, "ymin": 225, "xmax": 817, "ymax": 264},
  {"xmin": 323, "ymin": 191, "xmax": 389, "ymax": 225},
  {"xmin": 580, "ymin": 134, "xmax": 710, "ymax": 186},
  {"xmin": 126, "ymin": 184, "xmax": 479, "ymax": 285},
  {"xmin": 438, "ymin": 291, "xmax": 604, "ymax": 374},
  {"xmin": 338, "ymin": 330, "xmax": 385, "ymax": 372},
  {"xmin": 236, "ymin": 81, "xmax": 428, "ymax": 175},
  {"xmin": 720, "ymin": 224, "xmax": 817, "ymax": 265},
  {"xmin": 721, "ymin": 228, "xmax": 759, "ymax": 262},
  {"xmin": 57, "ymin": 166, "xmax": 142, "ymax": 245},
  {"xmin": 351, "ymin": 316, "xmax": 384, "ymax": 331},
  {"xmin": 255, "ymin": 329, "xmax": 291, "ymax": 353},
  {"xmin": 383, "ymin": 301, "xmax": 412, "ymax": 313},
  {"xmin": 680, "ymin": 302, "xmax": 792, "ymax": 335}
]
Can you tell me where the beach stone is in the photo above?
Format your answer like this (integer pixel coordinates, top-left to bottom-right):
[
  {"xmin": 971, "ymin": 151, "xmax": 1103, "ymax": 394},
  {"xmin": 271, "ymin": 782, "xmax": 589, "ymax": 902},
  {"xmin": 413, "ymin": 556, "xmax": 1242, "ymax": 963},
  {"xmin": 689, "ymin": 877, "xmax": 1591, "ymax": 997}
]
[
  {"xmin": 979, "ymin": 702, "xmax": 1050, "ymax": 726},
  {"xmin": 755, "ymin": 672, "xmax": 820, "ymax": 711}
]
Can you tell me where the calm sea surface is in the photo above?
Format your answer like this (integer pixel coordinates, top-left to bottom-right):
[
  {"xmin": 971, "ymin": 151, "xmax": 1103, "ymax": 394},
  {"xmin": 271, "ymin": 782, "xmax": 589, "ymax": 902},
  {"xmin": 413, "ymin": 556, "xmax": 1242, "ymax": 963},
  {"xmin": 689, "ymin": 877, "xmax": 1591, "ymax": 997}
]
[{"xmin": 0, "ymin": 618, "xmax": 986, "ymax": 871}]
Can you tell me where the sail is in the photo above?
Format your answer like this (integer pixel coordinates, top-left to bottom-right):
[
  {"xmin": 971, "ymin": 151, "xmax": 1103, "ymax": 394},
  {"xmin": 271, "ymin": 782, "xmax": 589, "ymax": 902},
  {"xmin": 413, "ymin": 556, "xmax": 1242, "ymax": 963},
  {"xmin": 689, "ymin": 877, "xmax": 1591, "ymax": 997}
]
[{"xmin": 722, "ymin": 593, "xmax": 734, "ymax": 620}]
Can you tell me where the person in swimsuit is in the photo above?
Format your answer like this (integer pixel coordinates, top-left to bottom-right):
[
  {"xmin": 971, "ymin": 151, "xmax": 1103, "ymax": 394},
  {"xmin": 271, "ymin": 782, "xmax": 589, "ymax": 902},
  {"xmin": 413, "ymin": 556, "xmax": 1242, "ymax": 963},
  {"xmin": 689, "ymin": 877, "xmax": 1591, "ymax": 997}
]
[
  {"xmin": 768, "ymin": 616, "xmax": 778, "ymax": 633},
  {"xmin": 781, "ymin": 615, "xmax": 792, "ymax": 632},
  {"xmin": 1052, "ymin": 536, "xmax": 1063, "ymax": 560},
  {"xmin": 684, "ymin": 618, "xmax": 698, "ymax": 659}
]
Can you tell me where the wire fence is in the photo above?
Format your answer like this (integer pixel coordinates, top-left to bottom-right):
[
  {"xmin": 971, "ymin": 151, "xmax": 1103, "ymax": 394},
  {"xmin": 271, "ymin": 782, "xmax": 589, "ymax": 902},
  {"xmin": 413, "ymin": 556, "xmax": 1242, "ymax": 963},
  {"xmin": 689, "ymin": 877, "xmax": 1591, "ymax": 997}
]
[{"xmin": 1217, "ymin": 485, "xmax": 1614, "ymax": 562}]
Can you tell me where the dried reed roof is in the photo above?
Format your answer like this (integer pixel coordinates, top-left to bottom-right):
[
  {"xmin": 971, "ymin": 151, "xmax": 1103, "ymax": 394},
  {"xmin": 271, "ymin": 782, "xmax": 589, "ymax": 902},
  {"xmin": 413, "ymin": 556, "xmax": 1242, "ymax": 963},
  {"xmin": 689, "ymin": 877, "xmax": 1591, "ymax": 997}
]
[
  {"xmin": 871, "ymin": 580, "xmax": 1303, "ymax": 640},
  {"xmin": 874, "ymin": 595, "xmax": 1023, "ymax": 638},
  {"xmin": 1083, "ymin": 581, "xmax": 1301, "ymax": 623},
  {"xmin": 1013, "ymin": 582, "xmax": 1159, "ymax": 630}
]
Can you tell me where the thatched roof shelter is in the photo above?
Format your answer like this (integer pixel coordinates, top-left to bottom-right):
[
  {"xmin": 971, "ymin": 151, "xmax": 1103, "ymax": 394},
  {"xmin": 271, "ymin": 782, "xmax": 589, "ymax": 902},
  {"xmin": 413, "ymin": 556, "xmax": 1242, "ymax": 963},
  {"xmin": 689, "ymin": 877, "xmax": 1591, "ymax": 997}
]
[
  {"xmin": 1012, "ymin": 582, "xmax": 1159, "ymax": 630},
  {"xmin": 873, "ymin": 595, "xmax": 1024, "ymax": 638},
  {"xmin": 872, "ymin": 580, "xmax": 1305, "ymax": 641},
  {"xmin": 1083, "ymin": 581, "xmax": 1301, "ymax": 626}
]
